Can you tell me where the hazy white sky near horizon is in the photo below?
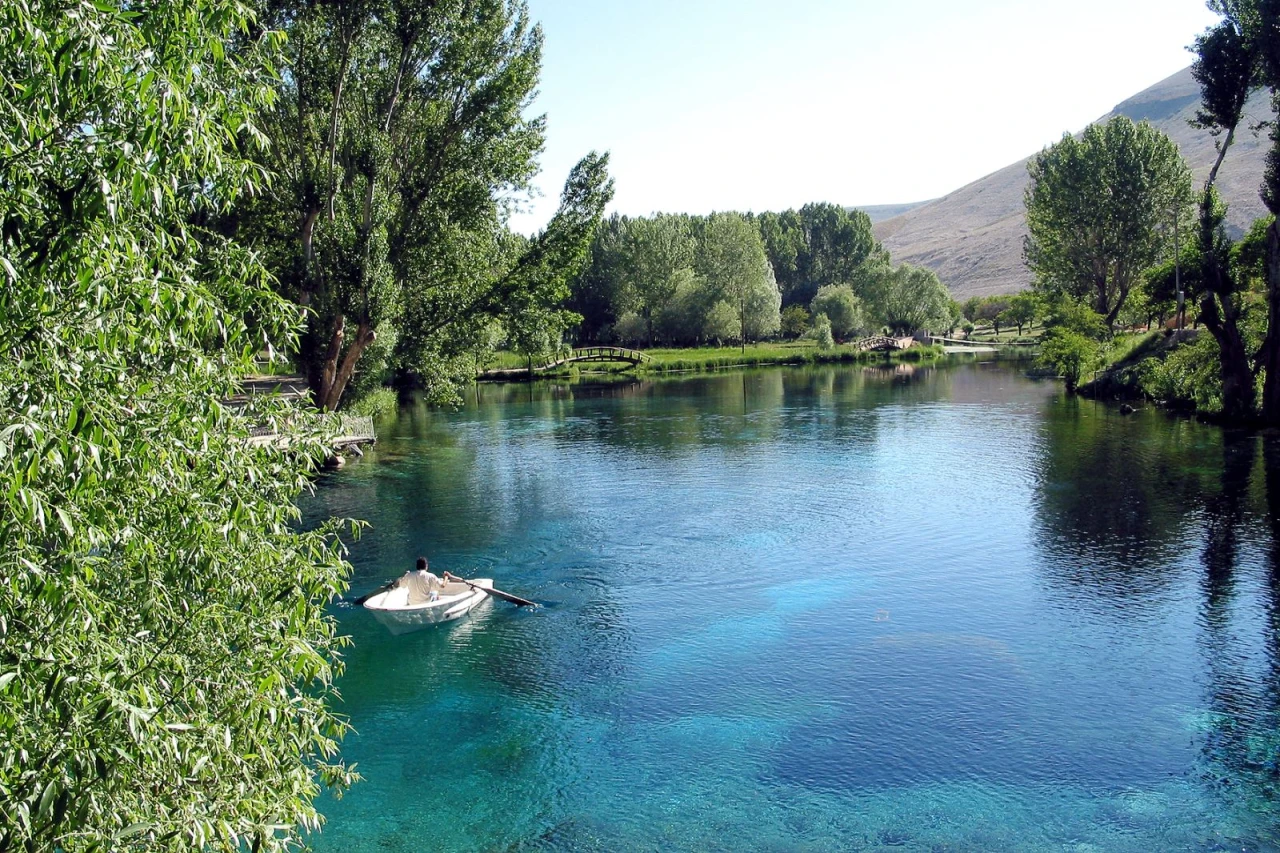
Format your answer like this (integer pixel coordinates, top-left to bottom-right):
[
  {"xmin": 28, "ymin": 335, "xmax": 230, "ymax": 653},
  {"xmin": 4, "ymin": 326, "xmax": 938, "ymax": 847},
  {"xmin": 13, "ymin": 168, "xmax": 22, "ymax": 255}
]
[{"xmin": 508, "ymin": 0, "xmax": 1219, "ymax": 234}]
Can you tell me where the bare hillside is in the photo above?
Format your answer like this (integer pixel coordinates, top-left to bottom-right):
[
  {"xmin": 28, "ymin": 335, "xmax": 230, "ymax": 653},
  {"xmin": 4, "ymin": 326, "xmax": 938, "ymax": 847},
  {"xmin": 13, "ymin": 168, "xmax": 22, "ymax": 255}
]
[
  {"xmin": 857, "ymin": 201, "xmax": 934, "ymax": 223},
  {"xmin": 872, "ymin": 68, "xmax": 1274, "ymax": 298}
]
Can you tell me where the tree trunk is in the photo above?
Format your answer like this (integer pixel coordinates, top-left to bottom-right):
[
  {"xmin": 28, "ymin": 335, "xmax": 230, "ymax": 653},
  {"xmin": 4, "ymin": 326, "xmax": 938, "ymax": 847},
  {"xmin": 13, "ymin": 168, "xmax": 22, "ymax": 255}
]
[
  {"xmin": 1104, "ymin": 285, "xmax": 1127, "ymax": 329},
  {"xmin": 1260, "ymin": 220, "xmax": 1280, "ymax": 423},
  {"xmin": 314, "ymin": 314, "xmax": 345, "ymax": 409},
  {"xmin": 325, "ymin": 38, "xmax": 352, "ymax": 220},
  {"xmin": 300, "ymin": 207, "xmax": 321, "ymax": 291},
  {"xmin": 322, "ymin": 323, "xmax": 375, "ymax": 412},
  {"xmin": 1200, "ymin": 292, "xmax": 1254, "ymax": 421},
  {"xmin": 1095, "ymin": 269, "xmax": 1110, "ymax": 318}
]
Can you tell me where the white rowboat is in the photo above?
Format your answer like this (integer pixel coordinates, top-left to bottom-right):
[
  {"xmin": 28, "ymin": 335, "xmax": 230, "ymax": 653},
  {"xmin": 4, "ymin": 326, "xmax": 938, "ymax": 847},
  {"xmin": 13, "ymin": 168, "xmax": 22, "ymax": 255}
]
[{"xmin": 362, "ymin": 576, "xmax": 494, "ymax": 635}]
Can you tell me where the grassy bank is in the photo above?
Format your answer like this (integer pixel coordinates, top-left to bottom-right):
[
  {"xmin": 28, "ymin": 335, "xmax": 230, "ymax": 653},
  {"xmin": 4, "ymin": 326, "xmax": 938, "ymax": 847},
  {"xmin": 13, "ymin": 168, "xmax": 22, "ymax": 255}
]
[
  {"xmin": 1079, "ymin": 329, "xmax": 1206, "ymax": 405},
  {"xmin": 641, "ymin": 341, "xmax": 944, "ymax": 372},
  {"xmin": 484, "ymin": 341, "xmax": 947, "ymax": 377}
]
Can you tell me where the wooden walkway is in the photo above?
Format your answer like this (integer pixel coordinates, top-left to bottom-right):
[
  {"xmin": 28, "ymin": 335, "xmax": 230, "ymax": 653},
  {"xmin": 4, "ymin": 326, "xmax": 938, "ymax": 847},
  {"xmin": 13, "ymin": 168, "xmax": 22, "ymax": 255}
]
[
  {"xmin": 853, "ymin": 335, "xmax": 916, "ymax": 352},
  {"xmin": 479, "ymin": 347, "xmax": 652, "ymax": 380},
  {"xmin": 929, "ymin": 336, "xmax": 1040, "ymax": 348},
  {"xmin": 248, "ymin": 414, "xmax": 376, "ymax": 450}
]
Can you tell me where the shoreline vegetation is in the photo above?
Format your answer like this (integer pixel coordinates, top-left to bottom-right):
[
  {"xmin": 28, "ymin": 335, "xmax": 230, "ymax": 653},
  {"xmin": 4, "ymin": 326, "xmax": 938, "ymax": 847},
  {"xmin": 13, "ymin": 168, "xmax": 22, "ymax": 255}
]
[{"xmin": 474, "ymin": 342, "xmax": 947, "ymax": 381}]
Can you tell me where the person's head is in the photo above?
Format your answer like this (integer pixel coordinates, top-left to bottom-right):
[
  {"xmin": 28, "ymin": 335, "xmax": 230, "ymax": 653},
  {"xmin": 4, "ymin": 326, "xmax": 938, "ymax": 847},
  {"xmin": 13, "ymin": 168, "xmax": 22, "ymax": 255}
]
[{"xmin": 416, "ymin": 556, "xmax": 428, "ymax": 571}]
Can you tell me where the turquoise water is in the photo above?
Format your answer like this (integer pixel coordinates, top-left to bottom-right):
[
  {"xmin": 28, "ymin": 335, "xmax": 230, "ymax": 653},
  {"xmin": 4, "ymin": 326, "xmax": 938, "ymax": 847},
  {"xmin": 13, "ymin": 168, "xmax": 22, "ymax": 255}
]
[{"xmin": 303, "ymin": 363, "xmax": 1280, "ymax": 851}]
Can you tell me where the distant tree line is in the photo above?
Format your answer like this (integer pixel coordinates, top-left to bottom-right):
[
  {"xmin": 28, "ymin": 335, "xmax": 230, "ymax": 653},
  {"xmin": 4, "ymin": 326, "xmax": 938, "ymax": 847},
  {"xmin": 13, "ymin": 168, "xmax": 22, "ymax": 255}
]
[{"xmin": 567, "ymin": 202, "xmax": 954, "ymax": 348}]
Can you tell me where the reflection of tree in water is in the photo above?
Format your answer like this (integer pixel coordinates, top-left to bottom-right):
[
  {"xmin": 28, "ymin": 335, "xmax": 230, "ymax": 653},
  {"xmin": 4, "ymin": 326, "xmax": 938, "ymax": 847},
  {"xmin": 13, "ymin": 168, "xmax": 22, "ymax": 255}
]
[
  {"xmin": 1195, "ymin": 434, "xmax": 1280, "ymax": 818},
  {"xmin": 1033, "ymin": 402, "xmax": 1219, "ymax": 600},
  {"xmin": 1035, "ymin": 409, "xmax": 1280, "ymax": 826},
  {"xmin": 464, "ymin": 368, "xmax": 896, "ymax": 460}
]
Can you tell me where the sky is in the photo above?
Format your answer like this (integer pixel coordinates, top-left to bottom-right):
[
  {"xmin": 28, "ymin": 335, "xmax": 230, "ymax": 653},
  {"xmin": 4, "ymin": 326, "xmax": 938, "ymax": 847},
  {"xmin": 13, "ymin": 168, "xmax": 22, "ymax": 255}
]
[{"xmin": 508, "ymin": 0, "xmax": 1220, "ymax": 234}]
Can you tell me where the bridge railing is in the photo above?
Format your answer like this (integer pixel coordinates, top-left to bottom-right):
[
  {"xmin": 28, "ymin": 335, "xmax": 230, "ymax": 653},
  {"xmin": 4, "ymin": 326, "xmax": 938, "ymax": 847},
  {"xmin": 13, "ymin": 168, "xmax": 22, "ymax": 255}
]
[
  {"xmin": 338, "ymin": 415, "xmax": 376, "ymax": 441},
  {"xmin": 535, "ymin": 346, "xmax": 651, "ymax": 370},
  {"xmin": 247, "ymin": 413, "xmax": 376, "ymax": 447},
  {"xmin": 853, "ymin": 335, "xmax": 914, "ymax": 351}
]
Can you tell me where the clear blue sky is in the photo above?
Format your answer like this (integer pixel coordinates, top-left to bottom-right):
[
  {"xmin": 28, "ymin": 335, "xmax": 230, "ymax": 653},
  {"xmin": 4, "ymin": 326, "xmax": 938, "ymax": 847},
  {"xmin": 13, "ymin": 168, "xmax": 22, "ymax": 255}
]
[{"xmin": 509, "ymin": 0, "xmax": 1219, "ymax": 233}]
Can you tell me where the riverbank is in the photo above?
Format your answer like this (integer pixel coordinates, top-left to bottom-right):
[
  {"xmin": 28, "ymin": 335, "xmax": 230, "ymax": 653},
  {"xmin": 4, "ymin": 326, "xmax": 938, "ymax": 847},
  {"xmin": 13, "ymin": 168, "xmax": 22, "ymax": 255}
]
[
  {"xmin": 638, "ymin": 342, "xmax": 946, "ymax": 373},
  {"xmin": 1079, "ymin": 329, "xmax": 1204, "ymax": 407},
  {"xmin": 479, "ymin": 341, "xmax": 948, "ymax": 380}
]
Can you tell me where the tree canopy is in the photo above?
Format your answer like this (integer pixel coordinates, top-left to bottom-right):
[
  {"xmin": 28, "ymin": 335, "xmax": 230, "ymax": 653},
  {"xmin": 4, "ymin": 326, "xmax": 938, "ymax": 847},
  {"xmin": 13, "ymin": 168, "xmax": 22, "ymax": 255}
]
[
  {"xmin": 810, "ymin": 285, "xmax": 865, "ymax": 341},
  {"xmin": 569, "ymin": 205, "xmax": 959, "ymax": 345},
  {"xmin": 242, "ymin": 0, "xmax": 611, "ymax": 408},
  {"xmin": 869, "ymin": 264, "xmax": 952, "ymax": 335},
  {"xmin": 1024, "ymin": 116, "xmax": 1193, "ymax": 329},
  {"xmin": 756, "ymin": 203, "xmax": 883, "ymax": 308},
  {"xmin": 0, "ymin": 1, "xmax": 354, "ymax": 849},
  {"xmin": 696, "ymin": 213, "xmax": 782, "ymax": 347}
]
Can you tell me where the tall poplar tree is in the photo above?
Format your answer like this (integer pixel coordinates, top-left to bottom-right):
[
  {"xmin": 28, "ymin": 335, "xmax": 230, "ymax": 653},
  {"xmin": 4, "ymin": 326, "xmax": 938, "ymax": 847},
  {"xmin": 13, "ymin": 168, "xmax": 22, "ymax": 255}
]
[
  {"xmin": 246, "ymin": 0, "xmax": 611, "ymax": 409},
  {"xmin": 1024, "ymin": 116, "xmax": 1193, "ymax": 330}
]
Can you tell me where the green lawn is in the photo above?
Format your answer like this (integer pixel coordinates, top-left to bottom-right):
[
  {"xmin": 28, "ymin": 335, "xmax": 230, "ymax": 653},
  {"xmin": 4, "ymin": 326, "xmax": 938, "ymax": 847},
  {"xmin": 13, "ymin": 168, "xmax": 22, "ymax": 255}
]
[
  {"xmin": 483, "ymin": 340, "xmax": 945, "ymax": 375},
  {"xmin": 965, "ymin": 324, "xmax": 1045, "ymax": 343}
]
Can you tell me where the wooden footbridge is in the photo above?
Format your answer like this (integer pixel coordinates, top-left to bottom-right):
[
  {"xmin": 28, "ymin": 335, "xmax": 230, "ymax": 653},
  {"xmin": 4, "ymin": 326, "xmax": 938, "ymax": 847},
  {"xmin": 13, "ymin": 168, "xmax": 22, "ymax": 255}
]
[
  {"xmin": 535, "ymin": 346, "xmax": 651, "ymax": 371},
  {"xmin": 853, "ymin": 335, "xmax": 916, "ymax": 352}
]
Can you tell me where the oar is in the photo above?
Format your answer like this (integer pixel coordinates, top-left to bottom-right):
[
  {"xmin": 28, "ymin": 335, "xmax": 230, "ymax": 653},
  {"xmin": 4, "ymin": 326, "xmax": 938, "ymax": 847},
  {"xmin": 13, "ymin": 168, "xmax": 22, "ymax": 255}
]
[
  {"xmin": 443, "ymin": 571, "xmax": 538, "ymax": 607},
  {"xmin": 352, "ymin": 578, "xmax": 398, "ymax": 606}
]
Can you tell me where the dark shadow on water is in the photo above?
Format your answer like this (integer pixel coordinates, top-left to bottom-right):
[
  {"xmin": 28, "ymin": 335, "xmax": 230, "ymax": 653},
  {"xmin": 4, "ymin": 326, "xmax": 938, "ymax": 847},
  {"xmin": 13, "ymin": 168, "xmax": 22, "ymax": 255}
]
[
  {"xmin": 1193, "ymin": 433, "xmax": 1280, "ymax": 816},
  {"xmin": 1033, "ymin": 398, "xmax": 1221, "ymax": 605}
]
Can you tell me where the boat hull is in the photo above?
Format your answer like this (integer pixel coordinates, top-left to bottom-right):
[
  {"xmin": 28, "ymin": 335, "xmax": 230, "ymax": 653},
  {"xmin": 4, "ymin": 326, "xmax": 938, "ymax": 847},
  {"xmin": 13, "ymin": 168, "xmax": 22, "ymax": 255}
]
[{"xmin": 363, "ymin": 578, "xmax": 493, "ymax": 635}]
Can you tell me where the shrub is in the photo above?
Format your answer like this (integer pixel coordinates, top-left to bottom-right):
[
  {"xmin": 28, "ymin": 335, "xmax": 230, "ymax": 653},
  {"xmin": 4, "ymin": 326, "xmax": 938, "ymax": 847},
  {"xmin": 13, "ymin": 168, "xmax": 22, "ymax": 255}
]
[
  {"xmin": 781, "ymin": 304, "xmax": 811, "ymax": 338},
  {"xmin": 1039, "ymin": 328, "xmax": 1102, "ymax": 392},
  {"xmin": 347, "ymin": 387, "xmax": 399, "ymax": 419},
  {"xmin": 1138, "ymin": 333, "xmax": 1224, "ymax": 412},
  {"xmin": 809, "ymin": 313, "xmax": 835, "ymax": 349},
  {"xmin": 810, "ymin": 285, "xmax": 863, "ymax": 340}
]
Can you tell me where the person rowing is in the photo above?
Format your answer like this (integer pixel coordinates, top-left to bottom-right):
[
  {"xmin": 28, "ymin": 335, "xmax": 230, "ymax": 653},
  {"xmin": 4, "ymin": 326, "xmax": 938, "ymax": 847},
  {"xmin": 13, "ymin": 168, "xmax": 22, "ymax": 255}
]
[{"xmin": 402, "ymin": 555, "xmax": 444, "ymax": 603}]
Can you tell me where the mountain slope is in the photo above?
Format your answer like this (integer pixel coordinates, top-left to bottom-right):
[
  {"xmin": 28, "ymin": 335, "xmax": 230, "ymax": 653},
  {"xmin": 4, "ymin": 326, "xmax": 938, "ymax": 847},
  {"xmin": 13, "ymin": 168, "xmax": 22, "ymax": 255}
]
[
  {"xmin": 857, "ymin": 201, "xmax": 934, "ymax": 223},
  {"xmin": 871, "ymin": 68, "xmax": 1274, "ymax": 298}
]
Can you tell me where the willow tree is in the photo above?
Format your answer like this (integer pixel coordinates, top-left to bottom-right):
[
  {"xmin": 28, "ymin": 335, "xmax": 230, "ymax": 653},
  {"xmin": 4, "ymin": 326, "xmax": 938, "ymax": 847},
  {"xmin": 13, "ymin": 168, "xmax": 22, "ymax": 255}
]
[
  {"xmin": 251, "ymin": 0, "xmax": 610, "ymax": 409},
  {"xmin": 1025, "ymin": 116, "xmax": 1193, "ymax": 329},
  {"xmin": 0, "ymin": 1, "xmax": 353, "ymax": 850},
  {"xmin": 869, "ymin": 264, "xmax": 952, "ymax": 334}
]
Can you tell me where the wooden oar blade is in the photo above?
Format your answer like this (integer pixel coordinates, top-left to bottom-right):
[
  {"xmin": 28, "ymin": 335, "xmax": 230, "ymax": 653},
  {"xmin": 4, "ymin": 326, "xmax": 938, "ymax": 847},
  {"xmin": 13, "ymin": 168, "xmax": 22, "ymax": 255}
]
[{"xmin": 485, "ymin": 586, "xmax": 538, "ymax": 607}]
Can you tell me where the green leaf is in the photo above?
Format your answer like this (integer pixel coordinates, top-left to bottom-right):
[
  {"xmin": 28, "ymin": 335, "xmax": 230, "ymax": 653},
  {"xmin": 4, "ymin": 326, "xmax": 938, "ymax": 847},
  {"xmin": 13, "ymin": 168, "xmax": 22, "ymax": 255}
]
[
  {"xmin": 36, "ymin": 779, "xmax": 57, "ymax": 821},
  {"xmin": 115, "ymin": 822, "xmax": 154, "ymax": 840},
  {"xmin": 55, "ymin": 506, "xmax": 73, "ymax": 537}
]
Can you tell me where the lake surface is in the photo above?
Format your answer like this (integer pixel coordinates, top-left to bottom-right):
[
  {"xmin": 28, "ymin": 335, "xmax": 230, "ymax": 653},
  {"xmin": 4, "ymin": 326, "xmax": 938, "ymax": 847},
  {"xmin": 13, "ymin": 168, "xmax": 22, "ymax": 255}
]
[{"xmin": 303, "ymin": 362, "xmax": 1280, "ymax": 852}]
